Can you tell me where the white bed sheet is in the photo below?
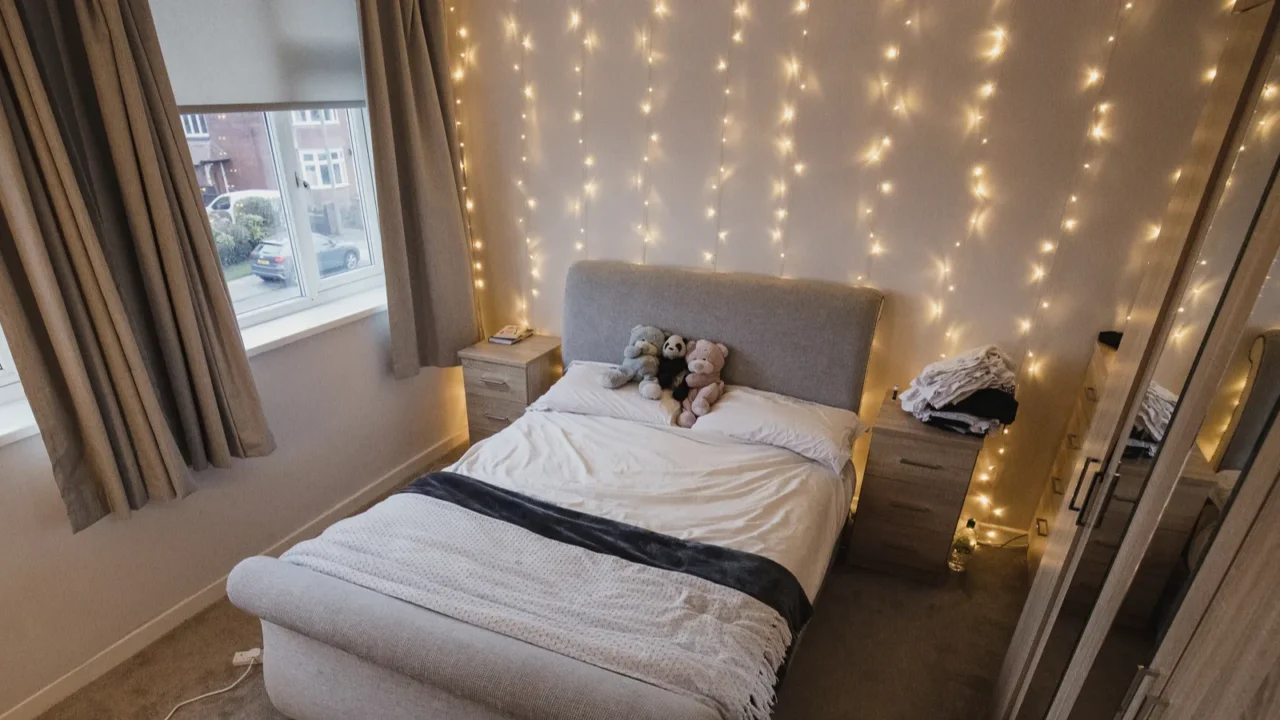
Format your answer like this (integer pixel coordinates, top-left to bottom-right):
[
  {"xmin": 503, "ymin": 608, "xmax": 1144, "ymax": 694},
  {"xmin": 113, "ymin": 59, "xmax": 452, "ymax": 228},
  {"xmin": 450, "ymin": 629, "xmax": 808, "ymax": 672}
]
[{"xmin": 448, "ymin": 410, "xmax": 853, "ymax": 600}]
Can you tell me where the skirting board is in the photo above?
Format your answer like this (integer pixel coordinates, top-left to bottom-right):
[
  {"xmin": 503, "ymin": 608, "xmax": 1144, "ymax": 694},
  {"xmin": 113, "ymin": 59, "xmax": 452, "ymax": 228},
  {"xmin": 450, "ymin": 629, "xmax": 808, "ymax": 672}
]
[{"xmin": 0, "ymin": 429, "xmax": 469, "ymax": 720}]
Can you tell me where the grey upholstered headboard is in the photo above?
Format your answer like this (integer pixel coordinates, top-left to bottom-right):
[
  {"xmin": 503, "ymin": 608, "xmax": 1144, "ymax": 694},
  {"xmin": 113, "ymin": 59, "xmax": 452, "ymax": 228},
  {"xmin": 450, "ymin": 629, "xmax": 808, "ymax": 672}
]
[{"xmin": 562, "ymin": 261, "xmax": 884, "ymax": 413}]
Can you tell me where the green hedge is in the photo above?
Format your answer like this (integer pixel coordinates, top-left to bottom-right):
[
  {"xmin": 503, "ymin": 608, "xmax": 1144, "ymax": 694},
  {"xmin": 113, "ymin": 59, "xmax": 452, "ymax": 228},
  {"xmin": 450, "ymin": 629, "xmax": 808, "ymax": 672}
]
[{"xmin": 210, "ymin": 196, "xmax": 282, "ymax": 268}]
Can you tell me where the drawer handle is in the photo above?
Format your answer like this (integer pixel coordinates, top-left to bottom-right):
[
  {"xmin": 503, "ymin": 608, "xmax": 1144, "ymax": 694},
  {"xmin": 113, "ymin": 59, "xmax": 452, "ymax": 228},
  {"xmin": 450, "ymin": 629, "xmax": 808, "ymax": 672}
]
[
  {"xmin": 1068, "ymin": 434, "xmax": 1082, "ymax": 450},
  {"xmin": 898, "ymin": 458, "xmax": 944, "ymax": 471},
  {"xmin": 483, "ymin": 412, "xmax": 512, "ymax": 423},
  {"xmin": 1051, "ymin": 476, "xmax": 1065, "ymax": 495},
  {"xmin": 888, "ymin": 500, "xmax": 934, "ymax": 514},
  {"xmin": 481, "ymin": 376, "xmax": 510, "ymax": 388},
  {"xmin": 1085, "ymin": 386, "xmax": 1098, "ymax": 402},
  {"xmin": 1036, "ymin": 518, "xmax": 1050, "ymax": 537}
]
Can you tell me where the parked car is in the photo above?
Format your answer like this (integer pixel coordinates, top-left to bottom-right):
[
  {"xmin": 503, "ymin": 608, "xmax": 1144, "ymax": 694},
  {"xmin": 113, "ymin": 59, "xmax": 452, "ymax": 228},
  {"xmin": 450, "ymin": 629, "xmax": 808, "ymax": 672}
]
[
  {"xmin": 206, "ymin": 190, "xmax": 283, "ymax": 223},
  {"xmin": 248, "ymin": 238, "xmax": 363, "ymax": 283}
]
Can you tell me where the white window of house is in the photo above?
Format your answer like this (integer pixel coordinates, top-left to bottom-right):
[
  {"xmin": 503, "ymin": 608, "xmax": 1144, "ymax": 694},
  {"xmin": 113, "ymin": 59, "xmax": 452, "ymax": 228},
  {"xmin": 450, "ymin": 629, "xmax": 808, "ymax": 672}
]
[
  {"xmin": 0, "ymin": 325, "xmax": 22, "ymax": 405},
  {"xmin": 291, "ymin": 109, "xmax": 338, "ymax": 125},
  {"xmin": 299, "ymin": 149, "xmax": 348, "ymax": 189},
  {"xmin": 183, "ymin": 107, "xmax": 383, "ymax": 328},
  {"xmin": 181, "ymin": 113, "xmax": 208, "ymax": 138}
]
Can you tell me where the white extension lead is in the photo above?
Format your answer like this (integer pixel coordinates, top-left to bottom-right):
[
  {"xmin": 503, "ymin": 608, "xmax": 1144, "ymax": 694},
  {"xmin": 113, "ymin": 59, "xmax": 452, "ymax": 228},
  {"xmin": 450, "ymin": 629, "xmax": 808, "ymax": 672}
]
[{"xmin": 161, "ymin": 655, "xmax": 258, "ymax": 720}]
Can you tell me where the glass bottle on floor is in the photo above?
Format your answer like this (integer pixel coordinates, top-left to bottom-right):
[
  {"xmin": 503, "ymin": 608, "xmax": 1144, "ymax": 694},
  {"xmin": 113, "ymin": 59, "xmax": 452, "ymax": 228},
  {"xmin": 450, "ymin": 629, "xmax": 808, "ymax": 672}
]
[{"xmin": 949, "ymin": 518, "xmax": 978, "ymax": 572}]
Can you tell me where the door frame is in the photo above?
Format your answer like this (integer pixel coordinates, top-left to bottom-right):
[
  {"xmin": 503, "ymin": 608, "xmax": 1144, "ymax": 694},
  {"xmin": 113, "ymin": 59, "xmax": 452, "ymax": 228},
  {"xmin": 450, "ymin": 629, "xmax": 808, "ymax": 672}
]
[{"xmin": 993, "ymin": 3, "xmax": 1280, "ymax": 717}]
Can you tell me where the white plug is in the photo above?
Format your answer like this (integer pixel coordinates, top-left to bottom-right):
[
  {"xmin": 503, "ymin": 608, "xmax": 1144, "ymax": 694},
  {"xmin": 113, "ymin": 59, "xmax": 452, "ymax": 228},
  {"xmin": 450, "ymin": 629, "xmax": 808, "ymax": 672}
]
[{"xmin": 232, "ymin": 648, "xmax": 262, "ymax": 667}]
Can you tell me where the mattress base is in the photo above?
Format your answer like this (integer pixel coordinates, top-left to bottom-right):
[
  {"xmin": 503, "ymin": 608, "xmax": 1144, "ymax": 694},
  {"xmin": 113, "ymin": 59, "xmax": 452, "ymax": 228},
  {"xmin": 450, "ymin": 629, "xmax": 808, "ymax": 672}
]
[
  {"xmin": 229, "ymin": 556, "xmax": 718, "ymax": 720},
  {"xmin": 262, "ymin": 622, "xmax": 506, "ymax": 720}
]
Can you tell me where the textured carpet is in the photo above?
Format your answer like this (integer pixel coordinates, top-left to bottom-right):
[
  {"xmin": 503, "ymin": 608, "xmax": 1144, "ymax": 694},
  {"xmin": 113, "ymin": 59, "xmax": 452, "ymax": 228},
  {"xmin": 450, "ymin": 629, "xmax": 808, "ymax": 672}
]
[{"xmin": 40, "ymin": 545, "xmax": 1028, "ymax": 720}]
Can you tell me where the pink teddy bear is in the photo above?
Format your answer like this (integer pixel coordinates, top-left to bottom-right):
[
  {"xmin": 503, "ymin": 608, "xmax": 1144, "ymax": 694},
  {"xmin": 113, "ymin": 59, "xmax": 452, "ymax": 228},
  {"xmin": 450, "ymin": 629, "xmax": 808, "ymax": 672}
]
[{"xmin": 677, "ymin": 339, "xmax": 729, "ymax": 428}]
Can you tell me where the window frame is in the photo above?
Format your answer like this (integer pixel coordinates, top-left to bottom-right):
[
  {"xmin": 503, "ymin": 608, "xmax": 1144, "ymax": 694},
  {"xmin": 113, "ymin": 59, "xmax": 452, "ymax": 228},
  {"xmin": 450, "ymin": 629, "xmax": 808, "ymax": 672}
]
[
  {"xmin": 224, "ymin": 108, "xmax": 384, "ymax": 330},
  {"xmin": 181, "ymin": 113, "xmax": 208, "ymax": 138},
  {"xmin": 0, "ymin": 325, "xmax": 22, "ymax": 405}
]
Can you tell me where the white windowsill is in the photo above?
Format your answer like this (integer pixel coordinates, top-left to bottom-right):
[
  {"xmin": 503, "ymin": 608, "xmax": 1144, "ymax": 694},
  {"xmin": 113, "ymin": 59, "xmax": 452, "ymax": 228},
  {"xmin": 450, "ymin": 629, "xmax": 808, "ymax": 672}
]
[
  {"xmin": 0, "ymin": 287, "xmax": 389, "ymax": 451},
  {"xmin": 241, "ymin": 286, "xmax": 387, "ymax": 357},
  {"xmin": 0, "ymin": 398, "xmax": 37, "ymax": 448}
]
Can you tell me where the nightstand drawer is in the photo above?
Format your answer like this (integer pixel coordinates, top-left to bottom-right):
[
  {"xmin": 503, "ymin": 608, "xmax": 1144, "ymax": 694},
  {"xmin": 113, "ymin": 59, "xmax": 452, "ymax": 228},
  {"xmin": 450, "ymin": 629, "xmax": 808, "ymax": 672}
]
[
  {"xmin": 848, "ymin": 516, "xmax": 953, "ymax": 575},
  {"xmin": 856, "ymin": 473, "xmax": 966, "ymax": 532},
  {"xmin": 467, "ymin": 396, "xmax": 525, "ymax": 437},
  {"xmin": 866, "ymin": 432, "xmax": 978, "ymax": 491},
  {"xmin": 462, "ymin": 359, "xmax": 529, "ymax": 403}
]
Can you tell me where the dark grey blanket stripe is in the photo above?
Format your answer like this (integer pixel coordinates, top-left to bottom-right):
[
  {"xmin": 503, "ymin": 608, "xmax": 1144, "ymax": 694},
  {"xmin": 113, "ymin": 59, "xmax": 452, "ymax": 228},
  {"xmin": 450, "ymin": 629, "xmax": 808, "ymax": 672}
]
[{"xmin": 400, "ymin": 472, "xmax": 812, "ymax": 633}]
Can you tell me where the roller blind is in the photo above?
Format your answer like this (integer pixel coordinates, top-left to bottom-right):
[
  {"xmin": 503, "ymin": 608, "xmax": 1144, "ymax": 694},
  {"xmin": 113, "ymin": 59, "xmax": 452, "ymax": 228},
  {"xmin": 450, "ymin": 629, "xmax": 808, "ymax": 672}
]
[{"xmin": 149, "ymin": 0, "xmax": 366, "ymax": 108}]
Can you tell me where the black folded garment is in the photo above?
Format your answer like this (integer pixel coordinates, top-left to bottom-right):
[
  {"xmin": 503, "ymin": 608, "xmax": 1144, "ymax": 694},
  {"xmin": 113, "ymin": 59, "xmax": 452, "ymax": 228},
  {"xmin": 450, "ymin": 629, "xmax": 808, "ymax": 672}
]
[
  {"xmin": 939, "ymin": 387, "xmax": 1019, "ymax": 425},
  {"xmin": 924, "ymin": 417, "xmax": 988, "ymax": 436}
]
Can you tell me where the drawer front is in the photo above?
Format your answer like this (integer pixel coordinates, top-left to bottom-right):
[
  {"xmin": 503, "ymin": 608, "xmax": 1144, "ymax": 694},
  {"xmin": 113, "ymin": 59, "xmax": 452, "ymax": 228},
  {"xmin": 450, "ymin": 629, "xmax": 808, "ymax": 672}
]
[
  {"xmin": 467, "ymin": 396, "xmax": 525, "ymax": 437},
  {"xmin": 848, "ymin": 516, "xmax": 953, "ymax": 575},
  {"xmin": 857, "ymin": 473, "xmax": 966, "ymax": 533},
  {"xmin": 463, "ymin": 359, "xmax": 529, "ymax": 403},
  {"xmin": 866, "ymin": 432, "xmax": 977, "ymax": 492}
]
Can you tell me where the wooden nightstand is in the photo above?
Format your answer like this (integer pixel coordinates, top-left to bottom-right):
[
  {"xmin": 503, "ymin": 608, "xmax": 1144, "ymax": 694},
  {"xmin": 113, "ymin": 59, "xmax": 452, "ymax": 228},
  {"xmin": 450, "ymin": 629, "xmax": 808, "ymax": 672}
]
[
  {"xmin": 848, "ymin": 390, "xmax": 983, "ymax": 581},
  {"xmin": 459, "ymin": 336, "xmax": 562, "ymax": 444}
]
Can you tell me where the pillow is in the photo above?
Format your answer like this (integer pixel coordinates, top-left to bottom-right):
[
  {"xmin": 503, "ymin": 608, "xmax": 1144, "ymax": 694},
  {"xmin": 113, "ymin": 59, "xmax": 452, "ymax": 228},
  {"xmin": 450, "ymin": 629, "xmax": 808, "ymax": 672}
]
[
  {"xmin": 529, "ymin": 361, "xmax": 680, "ymax": 425},
  {"xmin": 690, "ymin": 385, "xmax": 866, "ymax": 473}
]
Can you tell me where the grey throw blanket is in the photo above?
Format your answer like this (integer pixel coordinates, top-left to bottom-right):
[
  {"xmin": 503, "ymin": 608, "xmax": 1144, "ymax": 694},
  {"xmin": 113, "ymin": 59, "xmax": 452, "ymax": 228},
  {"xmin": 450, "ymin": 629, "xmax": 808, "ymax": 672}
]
[{"xmin": 283, "ymin": 481, "xmax": 795, "ymax": 720}]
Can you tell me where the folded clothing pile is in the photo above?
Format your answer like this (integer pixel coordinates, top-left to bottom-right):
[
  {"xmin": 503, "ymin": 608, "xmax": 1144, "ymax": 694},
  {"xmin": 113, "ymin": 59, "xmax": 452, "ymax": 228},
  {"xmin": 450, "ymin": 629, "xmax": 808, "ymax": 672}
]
[
  {"xmin": 899, "ymin": 345, "xmax": 1019, "ymax": 436},
  {"xmin": 1125, "ymin": 381, "xmax": 1177, "ymax": 458}
]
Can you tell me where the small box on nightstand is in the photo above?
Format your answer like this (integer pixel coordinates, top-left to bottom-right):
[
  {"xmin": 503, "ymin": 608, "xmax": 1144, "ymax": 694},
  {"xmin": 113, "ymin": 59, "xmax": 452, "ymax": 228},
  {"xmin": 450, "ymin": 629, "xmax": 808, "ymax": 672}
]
[
  {"xmin": 848, "ymin": 390, "xmax": 982, "ymax": 581},
  {"xmin": 459, "ymin": 335, "xmax": 562, "ymax": 444}
]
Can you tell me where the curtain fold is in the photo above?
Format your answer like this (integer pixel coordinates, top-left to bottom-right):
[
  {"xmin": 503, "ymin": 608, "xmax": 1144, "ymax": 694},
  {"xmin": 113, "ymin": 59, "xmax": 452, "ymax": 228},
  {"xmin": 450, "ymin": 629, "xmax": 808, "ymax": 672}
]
[
  {"xmin": 0, "ymin": 0, "xmax": 274, "ymax": 532},
  {"xmin": 357, "ymin": 0, "xmax": 482, "ymax": 379}
]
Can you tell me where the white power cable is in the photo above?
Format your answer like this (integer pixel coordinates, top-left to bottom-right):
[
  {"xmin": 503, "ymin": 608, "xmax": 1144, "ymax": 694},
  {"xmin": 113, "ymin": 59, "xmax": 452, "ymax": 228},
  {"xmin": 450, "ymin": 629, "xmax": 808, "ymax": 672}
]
[{"xmin": 161, "ymin": 658, "xmax": 257, "ymax": 720}]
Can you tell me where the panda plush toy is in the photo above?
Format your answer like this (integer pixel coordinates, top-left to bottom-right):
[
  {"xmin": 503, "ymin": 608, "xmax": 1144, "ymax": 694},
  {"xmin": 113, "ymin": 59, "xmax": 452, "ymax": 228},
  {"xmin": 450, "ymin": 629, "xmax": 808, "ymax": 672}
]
[{"xmin": 642, "ymin": 334, "xmax": 688, "ymax": 400}]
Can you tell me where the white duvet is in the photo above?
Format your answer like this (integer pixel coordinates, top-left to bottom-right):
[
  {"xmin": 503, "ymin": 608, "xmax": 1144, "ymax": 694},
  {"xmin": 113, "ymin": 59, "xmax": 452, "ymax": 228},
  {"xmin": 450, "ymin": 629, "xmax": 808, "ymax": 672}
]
[{"xmin": 448, "ymin": 409, "xmax": 853, "ymax": 600}]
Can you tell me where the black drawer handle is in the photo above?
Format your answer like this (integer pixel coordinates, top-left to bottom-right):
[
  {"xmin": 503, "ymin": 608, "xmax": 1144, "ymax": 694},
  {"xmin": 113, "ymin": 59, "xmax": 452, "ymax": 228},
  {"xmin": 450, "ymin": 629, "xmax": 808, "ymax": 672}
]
[
  {"xmin": 1085, "ymin": 386, "xmax": 1098, "ymax": 402},
  {"xmin": 1051, "ymin": 476, "xmax": 1065, "ymax": 495},
  {"xmin": 899, "ymin": 458, "xmax": 944, "ymax": 471},
  {"xmin": 481, "ymin": 376, "xmax": 510, "ymax": 388},
  {"xmin": 483, "ymin": 412, "xmax": 512, "ymax": 423},
  {"xmin": 1035, "ymin": 518, "xmax": 1050, "ymax": 536},
  {"xmin": 1067, "ymin": 433, "xmax": 1082, "ymax": 450},
  {"xmin": 1071, "ymin": 457, "xmax": 1105, "ymax": 527},
  {"xmin": 889, "ymin": 500, "xmax": 934, "ymax": 514}
]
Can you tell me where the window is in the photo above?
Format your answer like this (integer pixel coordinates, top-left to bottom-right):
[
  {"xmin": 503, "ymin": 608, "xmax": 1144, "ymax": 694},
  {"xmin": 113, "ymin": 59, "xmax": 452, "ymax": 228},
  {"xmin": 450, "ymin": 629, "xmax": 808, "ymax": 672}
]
[
  {"xmin": 181, "ymin": 113, "xmax": 208, "ymax": 138},
  {"xmin": 182, "ymin": 107, "xmax": 382, "ymax": 326},
  {"xmin": 291, "ymin": 109, "xmax": 338, "ymax": 125},
  {"xmin": 0, "ymin": 324, "xmax": 21, "ymax": 405},
  {"xmin": 299, "ymin": 149, "xmax": 347, "ymax": 189}
]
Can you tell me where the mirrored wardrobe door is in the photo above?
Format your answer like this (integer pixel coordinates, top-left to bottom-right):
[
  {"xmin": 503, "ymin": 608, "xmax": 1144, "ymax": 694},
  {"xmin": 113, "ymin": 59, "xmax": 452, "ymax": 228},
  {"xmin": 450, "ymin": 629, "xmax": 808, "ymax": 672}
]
[
  {"xmin": 994, "ymin": 3, "xmax": 1280, "ymax": 717},
  {"xmin": 1022, "ymin": 42, "xmax": 1280, "ymax": 720},
  {"xmin": 1124, "ymin": 405, "xmax": 1280, "ymax": 720},
  {"xmin": 1063, "ymin": 195, "xmax": 1280, "ymax": 720}
]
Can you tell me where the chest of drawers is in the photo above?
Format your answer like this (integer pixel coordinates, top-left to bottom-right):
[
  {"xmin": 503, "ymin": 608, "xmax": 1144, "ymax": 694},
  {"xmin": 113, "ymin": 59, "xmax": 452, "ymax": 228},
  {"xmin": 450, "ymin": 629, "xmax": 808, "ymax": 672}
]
[
  {"xmin": 848, "ymin": 390, "xmax": 983, "ymax": 581},
  {"xmin": 458, "ymin": 336, "xmax": 561, "ymax": 444}
]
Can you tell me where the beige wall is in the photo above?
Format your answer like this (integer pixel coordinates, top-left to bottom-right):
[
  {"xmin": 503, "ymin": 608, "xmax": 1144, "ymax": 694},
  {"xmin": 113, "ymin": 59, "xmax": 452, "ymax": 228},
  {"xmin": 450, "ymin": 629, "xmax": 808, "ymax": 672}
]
[
  {"xmin": 455, "ymin": 0, "xmax": 1234, "ymax": 526},
  {"xmin": 0, "ymin": 313, "xmax": 466, "ymax": 716}
]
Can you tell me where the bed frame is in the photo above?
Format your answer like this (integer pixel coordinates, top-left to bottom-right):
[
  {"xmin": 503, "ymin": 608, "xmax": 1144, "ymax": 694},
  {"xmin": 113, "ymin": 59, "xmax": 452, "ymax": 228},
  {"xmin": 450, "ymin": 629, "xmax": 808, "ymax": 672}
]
[{"xmin": 228, "ymin": 261, "xmax": 883, "ymax": 720}]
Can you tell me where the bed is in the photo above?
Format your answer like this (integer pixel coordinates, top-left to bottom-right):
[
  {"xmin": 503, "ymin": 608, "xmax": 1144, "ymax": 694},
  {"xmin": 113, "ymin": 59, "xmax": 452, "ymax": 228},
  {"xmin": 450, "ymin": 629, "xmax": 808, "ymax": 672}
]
[{"xmin": 227, "ymin": 261, "xmax": 883, "ymax": 720}]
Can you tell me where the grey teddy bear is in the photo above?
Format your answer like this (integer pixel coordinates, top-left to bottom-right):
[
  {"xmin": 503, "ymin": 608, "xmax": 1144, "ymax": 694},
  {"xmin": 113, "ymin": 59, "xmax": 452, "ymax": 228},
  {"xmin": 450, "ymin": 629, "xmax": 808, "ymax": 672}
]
[{"xmin": 599, "ymin": 325, "xmax": 666, "ymax": 396}]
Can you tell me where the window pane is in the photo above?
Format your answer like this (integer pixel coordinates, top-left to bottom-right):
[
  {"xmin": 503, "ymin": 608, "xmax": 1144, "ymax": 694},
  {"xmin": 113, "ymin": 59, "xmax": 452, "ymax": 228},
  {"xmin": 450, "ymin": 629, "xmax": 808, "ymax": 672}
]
[
  {"xmin": 188, "ymin": 112, "xmax": 302, "ymax": 315},
  {"xmin": 284, "ymin": 108, "xmax": 375, "ymax": 279}
]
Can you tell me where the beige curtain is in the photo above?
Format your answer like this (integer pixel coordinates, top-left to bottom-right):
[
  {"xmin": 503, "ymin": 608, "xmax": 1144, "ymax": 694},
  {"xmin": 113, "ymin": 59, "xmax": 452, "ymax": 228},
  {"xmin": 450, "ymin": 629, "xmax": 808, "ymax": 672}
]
[
  {"xmin": 0, "ymin": 0, "xmax": 274, "ymax": 532},
  {"xmin": 358, "ymin": 0, "xmax": 482, "ymax": 379}
]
